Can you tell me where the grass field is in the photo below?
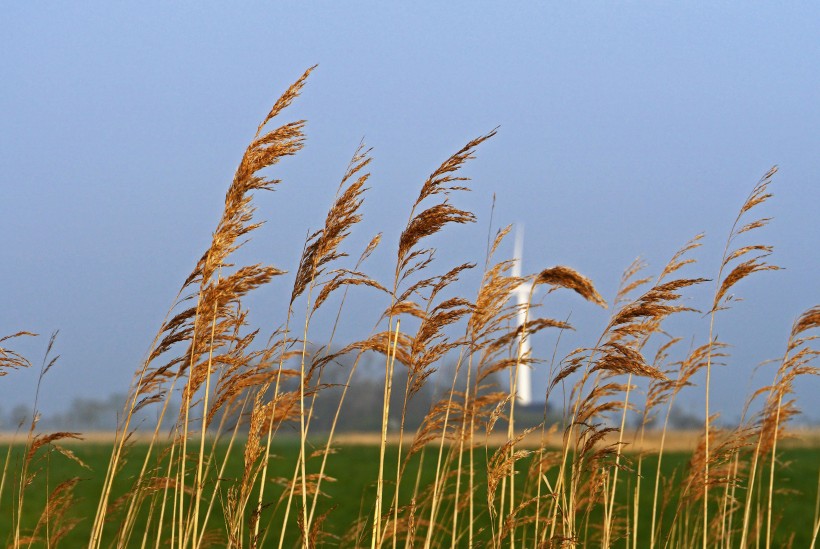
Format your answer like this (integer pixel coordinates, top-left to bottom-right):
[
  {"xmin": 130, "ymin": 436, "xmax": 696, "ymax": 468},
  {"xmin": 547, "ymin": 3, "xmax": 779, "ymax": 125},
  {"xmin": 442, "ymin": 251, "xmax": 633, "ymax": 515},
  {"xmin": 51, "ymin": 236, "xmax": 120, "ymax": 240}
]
[{"xmin": 2, "ymin": 441, "xmax": 819, "ymax": 547}]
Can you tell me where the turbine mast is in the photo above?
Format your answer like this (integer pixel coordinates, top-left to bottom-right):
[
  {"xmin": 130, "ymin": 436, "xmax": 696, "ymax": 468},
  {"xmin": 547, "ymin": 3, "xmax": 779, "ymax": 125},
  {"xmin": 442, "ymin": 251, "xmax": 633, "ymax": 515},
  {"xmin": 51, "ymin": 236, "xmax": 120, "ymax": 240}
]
[{"xmin": 512, "ymin": 225, "xmax": 533, "ymax": 406}]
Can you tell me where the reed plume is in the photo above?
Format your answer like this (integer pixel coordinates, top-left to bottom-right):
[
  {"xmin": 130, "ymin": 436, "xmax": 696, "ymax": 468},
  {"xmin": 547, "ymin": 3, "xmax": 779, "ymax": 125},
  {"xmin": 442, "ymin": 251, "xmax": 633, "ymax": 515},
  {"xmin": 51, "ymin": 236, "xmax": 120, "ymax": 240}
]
[{"xmin": 3, "ymin": 71, "xmax": 818, "ymax": 549}]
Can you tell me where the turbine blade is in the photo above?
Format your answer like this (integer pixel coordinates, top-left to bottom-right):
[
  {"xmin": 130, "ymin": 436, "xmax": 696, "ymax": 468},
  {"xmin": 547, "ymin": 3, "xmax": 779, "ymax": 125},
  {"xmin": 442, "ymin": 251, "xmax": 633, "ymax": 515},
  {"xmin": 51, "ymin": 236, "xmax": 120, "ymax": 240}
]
[{"xmin": 512, "ymin": 223, "xmax": 524, "ymax": 279}]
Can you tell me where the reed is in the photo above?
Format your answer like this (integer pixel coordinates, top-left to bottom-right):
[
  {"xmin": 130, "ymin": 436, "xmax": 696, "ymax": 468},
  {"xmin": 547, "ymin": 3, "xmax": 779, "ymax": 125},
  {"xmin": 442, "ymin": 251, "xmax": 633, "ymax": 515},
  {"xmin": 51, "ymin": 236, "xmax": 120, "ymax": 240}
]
[{"xmin": 2, "ymin": 69, "xmax": 818, "ymax": 548}]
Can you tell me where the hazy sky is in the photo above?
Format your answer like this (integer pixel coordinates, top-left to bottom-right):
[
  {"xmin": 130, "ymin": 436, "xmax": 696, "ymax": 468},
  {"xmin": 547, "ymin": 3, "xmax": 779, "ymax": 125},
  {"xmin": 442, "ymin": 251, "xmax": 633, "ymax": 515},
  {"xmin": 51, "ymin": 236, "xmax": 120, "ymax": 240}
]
[{"xmin": 2, "ymin": 4, "xmax": 818, "ymax": 422}]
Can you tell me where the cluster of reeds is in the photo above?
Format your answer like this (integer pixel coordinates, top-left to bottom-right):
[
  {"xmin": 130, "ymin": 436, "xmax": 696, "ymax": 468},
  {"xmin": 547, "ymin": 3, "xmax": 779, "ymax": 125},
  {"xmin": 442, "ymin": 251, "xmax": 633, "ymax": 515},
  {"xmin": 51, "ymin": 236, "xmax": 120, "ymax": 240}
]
[{"xmin": 2, "ymin": 69, "xmax": 819, "ymax": 548}]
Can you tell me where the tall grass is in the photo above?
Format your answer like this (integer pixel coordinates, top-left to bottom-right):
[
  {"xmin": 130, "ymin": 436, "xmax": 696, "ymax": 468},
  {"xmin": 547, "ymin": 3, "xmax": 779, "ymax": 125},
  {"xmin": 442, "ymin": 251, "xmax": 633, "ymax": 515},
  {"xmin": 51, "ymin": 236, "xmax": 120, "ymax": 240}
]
[{"xmin": 2, "ymin": 69, "xmax": 818, "ymax": 548}]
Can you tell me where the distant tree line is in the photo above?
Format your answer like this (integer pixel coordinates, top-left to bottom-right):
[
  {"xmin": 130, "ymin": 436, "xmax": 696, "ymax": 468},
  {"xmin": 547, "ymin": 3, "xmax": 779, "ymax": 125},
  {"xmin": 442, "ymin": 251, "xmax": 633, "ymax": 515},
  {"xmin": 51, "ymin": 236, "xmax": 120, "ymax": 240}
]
[{"xmin": 0, "ymin": 350, "xmax": 736, "ymax": 433}]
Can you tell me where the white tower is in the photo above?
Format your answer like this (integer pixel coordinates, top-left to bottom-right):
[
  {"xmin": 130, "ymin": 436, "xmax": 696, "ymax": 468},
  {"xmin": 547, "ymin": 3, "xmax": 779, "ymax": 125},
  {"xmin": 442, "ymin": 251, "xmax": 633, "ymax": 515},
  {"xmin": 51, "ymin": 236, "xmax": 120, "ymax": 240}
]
[{"xmin": 512, "ymin": 225, "xmax": 533, "ymax": 406}]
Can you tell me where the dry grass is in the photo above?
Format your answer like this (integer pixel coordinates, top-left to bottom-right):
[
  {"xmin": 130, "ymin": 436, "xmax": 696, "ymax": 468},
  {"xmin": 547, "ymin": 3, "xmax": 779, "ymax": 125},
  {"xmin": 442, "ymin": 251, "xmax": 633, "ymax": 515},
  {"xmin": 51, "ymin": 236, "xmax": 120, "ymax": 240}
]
[
  {"xmin": 2, "ymin": 69, "xmax": 819, "ymax": 548},
  {"xmin": 332, "ymin": 428, "xmax": 820, "ymax": 453}
]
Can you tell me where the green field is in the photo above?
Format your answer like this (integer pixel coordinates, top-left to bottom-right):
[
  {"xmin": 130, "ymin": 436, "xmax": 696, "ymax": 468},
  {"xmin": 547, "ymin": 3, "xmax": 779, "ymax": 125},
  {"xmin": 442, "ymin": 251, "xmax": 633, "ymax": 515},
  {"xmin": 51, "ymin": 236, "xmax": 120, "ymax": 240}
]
[{"xmin": 2, "ymin": 441, "xmax": 818, "ymax": 547}]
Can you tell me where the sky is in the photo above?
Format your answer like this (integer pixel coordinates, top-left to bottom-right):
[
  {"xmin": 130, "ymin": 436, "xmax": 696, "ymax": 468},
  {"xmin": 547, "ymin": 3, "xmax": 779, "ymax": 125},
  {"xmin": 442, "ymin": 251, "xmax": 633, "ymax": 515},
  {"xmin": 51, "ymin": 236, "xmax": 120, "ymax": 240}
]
[{"xmin": 2, "ymin": 4, "xmax": 818, "ymax": 423}]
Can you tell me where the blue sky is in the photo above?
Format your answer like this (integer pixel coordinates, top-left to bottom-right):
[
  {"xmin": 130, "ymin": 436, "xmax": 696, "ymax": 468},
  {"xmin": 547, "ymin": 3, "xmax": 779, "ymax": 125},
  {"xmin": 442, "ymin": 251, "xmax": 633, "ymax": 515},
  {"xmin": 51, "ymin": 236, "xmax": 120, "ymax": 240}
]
[{"xmin": 2, "ymin": 4, "xmax": 818, "ymax": 422}]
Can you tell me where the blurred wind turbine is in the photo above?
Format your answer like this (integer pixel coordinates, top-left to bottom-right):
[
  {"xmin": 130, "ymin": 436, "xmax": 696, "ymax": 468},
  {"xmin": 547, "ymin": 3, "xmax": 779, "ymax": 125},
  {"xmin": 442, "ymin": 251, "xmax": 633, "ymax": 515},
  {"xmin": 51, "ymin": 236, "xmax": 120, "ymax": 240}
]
[{"xmin": 512, "ymin": 224, "xmax": 533, "ymax": 406}]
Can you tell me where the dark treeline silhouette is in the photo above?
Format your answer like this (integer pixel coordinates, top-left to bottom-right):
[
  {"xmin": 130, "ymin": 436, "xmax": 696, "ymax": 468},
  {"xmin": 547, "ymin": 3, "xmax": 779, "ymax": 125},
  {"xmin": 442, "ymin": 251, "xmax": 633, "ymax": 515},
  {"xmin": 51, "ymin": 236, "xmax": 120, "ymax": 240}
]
[{"xmin": 0, "ymin": 350, "xmax": 724, "ymax": 433}]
